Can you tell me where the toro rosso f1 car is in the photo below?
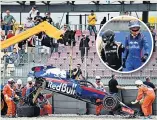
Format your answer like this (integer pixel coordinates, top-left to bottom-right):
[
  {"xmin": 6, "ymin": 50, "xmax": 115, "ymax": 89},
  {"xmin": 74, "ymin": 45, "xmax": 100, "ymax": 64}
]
[{"xmin": 26, "ymin": 65, "xmax": 139, "ymax": 117}]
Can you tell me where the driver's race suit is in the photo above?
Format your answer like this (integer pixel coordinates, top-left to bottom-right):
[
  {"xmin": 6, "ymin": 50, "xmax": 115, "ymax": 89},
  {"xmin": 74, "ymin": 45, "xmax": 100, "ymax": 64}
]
[
  {"xmin": 123, "ymin": 33, "xmax": 149, "ymax": 71},
  {"xmin": 101, "ymin": 41, "xmax": 125, "ymax": 71}
]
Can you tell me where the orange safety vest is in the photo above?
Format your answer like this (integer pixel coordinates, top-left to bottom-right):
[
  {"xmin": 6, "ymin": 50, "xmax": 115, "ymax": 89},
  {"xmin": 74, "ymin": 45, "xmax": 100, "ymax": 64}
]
[
  {"xmin": 3, "ymin": 84, "xmax": 16, "ymax": 98},
  {"xmin": 136, "ymin": 85, "xmax": 155, "ymax": 101}
]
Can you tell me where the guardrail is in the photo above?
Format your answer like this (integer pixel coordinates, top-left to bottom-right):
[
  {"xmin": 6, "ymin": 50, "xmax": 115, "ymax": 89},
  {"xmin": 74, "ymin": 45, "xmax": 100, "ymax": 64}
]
[{"xmin": 1, "ymin": 22, "xmax": 157, "ymax": 34}]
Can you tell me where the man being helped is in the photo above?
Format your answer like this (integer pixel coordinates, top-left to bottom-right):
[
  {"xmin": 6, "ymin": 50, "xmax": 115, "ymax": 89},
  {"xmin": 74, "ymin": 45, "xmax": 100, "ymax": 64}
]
[
  {"xmin": 100, "ymin": 29, "xmax": 125, "ymax": 71},
  {"xmin": 123, "ymin": 20, "xmax": 149, "ymax": 71},
  {"xmin": 3, "ymin": 78, "xmax": 19, "ymax": 117},
  {"xmin": 94, "ymin": 76, "xmax": 106, "ymax": 115},
  {"xmin": 131, "ymin": 80, "xmax": 155, "ymax": 119}
]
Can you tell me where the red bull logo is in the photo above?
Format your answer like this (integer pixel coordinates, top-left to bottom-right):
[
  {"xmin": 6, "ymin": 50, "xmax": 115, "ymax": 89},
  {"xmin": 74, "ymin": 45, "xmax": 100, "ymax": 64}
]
[{"xmin": 47, "ymin": 81, "xmax": 77, "ymax": 95}]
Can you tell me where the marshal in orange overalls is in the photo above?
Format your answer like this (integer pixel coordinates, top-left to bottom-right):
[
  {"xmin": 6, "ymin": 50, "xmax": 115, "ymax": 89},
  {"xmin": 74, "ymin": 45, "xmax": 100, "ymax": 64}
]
[
  {"xmin": 136, "ymin": 85, "xmax": 155, "ymax": 116},
  {"xmin": 96, "ymin": 99, "xmax": 103, "ymax": 115},
  {"xmin": 3, "ymin": 84, "xmax": 18, "ymax": 116},
  {"xmin": 94, "ymin": 80, "xmax": 106, "ymax": 115},
  {"xmin": 38, "ymin": 93, "xmax": 53, "ymax": 116}
]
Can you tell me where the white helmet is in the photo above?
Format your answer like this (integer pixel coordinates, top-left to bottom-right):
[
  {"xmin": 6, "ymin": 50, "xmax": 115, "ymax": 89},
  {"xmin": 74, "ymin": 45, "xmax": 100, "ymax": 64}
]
[
  {"xmin": 8, "ymin": 78, "xmax": 15, "ymax": 84},
  {"xmin": 95, "ymin": 76, "xmax": 101, "ymax": 80},
  {"xmin": 17, "ymin": 79, "xmax": 22, "ymax": 85},
  {"xmin": 135, "ymin": 80, "xmax": 143, "ymax": 85},
  {"xmin": 27, "ymin": 77, "xmax": 33, "ymax": 82},
  {"xmin": 8, "ymin": 78, "xmax": 14, "ymax": 82}
]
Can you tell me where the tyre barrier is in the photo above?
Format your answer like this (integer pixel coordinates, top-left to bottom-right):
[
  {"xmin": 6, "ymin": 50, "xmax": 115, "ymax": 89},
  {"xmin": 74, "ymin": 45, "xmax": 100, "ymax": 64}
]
[
  {"xmin": 17, "ymin": 105, "xmax": 40, "ymax": 117},
  {"xmin": 1, "ymin": 93, "xmax": 7, "ymax": 115}
]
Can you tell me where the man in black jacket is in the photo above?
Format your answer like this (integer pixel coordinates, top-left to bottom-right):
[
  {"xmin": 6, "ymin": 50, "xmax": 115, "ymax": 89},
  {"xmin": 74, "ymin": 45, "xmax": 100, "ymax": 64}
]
[
  {"xmin": 108, "ymin": 74, "xmax": 125, "ymax": 115},
  {"xmin": 34, "ymin": 12, "xmax": 43, "ymax": 25},
  {"xmin": 143, "ymin": 77, "xmax": 156, "ymax": 90},
  {"xmin": 34, "ymin": 12, "xmax": 43, "ymax": 40},
  {"xmin": 150, "ymin": 26, "xmax": 156, "ymax": 52},
  {"xmin": 79, "ymin": 34, "xmax": 90, "ymax": 63},
  {"xmin": 100, "ymin": 29, "xmax": 125, "ymax": 71},
  {"xmin": 100, "ymin": 17, "xmax": 106, "ymax": 30},
  {"xmin": 41, "ymin": 33, "xmax": 53, "ymax": 58},
  {"xmin": 43, "ymin": 12, "xmax": 53, "ymax": 25}
]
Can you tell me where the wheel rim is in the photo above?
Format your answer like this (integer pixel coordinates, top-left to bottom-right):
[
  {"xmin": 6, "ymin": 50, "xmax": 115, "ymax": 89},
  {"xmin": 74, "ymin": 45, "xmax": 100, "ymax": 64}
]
[
  {"xmin": 103, "ymin": 97, "xmax": 117, "ymax": 110},
  {"xmin": 105, "ymin": 97, "xmax": 114, "ymax": 106}
]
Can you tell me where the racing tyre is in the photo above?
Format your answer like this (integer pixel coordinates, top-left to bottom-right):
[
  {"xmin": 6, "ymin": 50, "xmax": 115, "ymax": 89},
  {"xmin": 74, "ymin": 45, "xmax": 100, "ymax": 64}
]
[
  {"xmin": 17, "ymin": 105, "xmax": 40, "ymax": 117},
  {"xmin": 1, "ymin": 92, "xmax": 7, "ymax": 115},
  {"xmin": 102, "ymin": 94, "xmax": 119, "ymax": 111}
]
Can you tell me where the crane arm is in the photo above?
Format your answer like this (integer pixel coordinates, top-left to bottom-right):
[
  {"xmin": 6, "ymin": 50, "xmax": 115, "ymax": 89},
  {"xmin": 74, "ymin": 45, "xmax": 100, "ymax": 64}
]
[{"xmin": 1, "ymin": 21, "xmax": 63, "ymax": 50}]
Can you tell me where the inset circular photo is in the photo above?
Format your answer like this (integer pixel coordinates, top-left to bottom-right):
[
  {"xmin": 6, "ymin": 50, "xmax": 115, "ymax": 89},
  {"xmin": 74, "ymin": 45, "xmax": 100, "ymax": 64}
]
[{"xmin": 96, "ymin": 16, "xmax": 153, "ymax": 73}]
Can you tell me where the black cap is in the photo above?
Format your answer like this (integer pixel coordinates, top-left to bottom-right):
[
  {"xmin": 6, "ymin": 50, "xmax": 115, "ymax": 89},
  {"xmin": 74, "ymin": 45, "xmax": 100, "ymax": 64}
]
[
  {"xmin": 111, "ymin": 74, "xmax": 115, "ymax": 79},
  {"xmin": 91, "ymin": 10, "xmax": 94, "ymax": 12},
  {"xmin": 32, "ymin": 5, "xmax": 37, "ymax": 9}
]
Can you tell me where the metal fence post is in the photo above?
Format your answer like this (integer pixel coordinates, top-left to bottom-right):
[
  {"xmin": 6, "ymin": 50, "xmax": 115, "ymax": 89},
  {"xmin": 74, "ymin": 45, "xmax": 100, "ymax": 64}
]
[
  {"xmin": 3, "ymin": 57, "xmax": 6, "ymax": 85},
  {"xmin": 85, "ymin": 47, "xmax": 87, "ymax": 80},
  {"xmin": 69, "ymin": 41, "xmax": 73, "ymax": 78}
]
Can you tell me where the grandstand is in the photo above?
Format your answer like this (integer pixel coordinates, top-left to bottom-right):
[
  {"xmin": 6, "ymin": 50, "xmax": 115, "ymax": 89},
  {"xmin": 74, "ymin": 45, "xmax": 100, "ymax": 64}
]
[{"xmin": 1, "ymin": 27, "xmax": 157, "ymax": 85}]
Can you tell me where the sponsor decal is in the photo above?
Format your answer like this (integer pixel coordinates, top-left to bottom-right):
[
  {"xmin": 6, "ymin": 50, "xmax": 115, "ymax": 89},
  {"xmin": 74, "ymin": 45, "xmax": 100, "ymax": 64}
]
[
  {"xmin": 47, "ymin": 81, "xmax": 77, "ymax": 95},
  {"xmin": 129, "ymin": 41, "xmax": 140, "ymax": 49},
  {"xmin": 129, "ymin": 45, "xmax": 140, "ymax": 49},
  {"xmin": 41, "ymin": 68, "xmax": 67, "ymax": 78},
  {"xmin": 105, "ymin": 50, "xmax": 117, "ymax": 53},
  {"xmin": 113, "ymin": 46, "xmax": 117, "ymax": 48},
  {"xmin": 122, "ymin": 107, "xmax": 134, "ymax": 115}
]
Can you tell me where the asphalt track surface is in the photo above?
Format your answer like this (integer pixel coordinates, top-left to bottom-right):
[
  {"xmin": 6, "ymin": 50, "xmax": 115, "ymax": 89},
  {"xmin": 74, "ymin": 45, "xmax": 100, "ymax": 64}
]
[{"xmin": 1, "ymin": 115, "xmax": 157, "ymax": 120}]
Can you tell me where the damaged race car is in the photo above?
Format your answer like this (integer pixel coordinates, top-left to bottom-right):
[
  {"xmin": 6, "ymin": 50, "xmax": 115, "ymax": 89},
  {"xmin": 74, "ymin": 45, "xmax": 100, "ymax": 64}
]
[{"xmin": 14, "ymin": 65, "xmax": 139, "ymax": 117}]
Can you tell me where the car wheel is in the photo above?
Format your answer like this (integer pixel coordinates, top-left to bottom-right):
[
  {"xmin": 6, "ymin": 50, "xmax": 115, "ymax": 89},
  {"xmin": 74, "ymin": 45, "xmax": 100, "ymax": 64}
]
[
  {"xmin": 17, "ymin": 104, "xmax": 40, "ymax": 117},
  {"xmin": 1, "ymin": 92, "xmax": 7, "ymax": 115},
  {"xmin": 102, "ymin": 94, "xmax": 119, "ymax": 111}
]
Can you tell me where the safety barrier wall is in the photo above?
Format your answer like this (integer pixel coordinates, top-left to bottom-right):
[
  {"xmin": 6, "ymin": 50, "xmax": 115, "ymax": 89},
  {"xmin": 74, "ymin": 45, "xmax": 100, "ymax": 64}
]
[
  {"xmin": 153, "ymin": 90, "xmax": 157, "ymax": 115},
  {"xmin": 53, "ymin": 94, "xmax": 86, "ymax": 114},
  {"xmin": 51, "ymin": 87, "xmax": 157, "ymax": 115}
]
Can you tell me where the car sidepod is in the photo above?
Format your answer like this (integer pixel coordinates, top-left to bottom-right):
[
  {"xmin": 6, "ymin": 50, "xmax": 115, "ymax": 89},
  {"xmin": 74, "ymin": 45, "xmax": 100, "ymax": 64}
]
[{"xmin": 80, "ymin": 86, "xmax": 106, "ymax": 103}]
